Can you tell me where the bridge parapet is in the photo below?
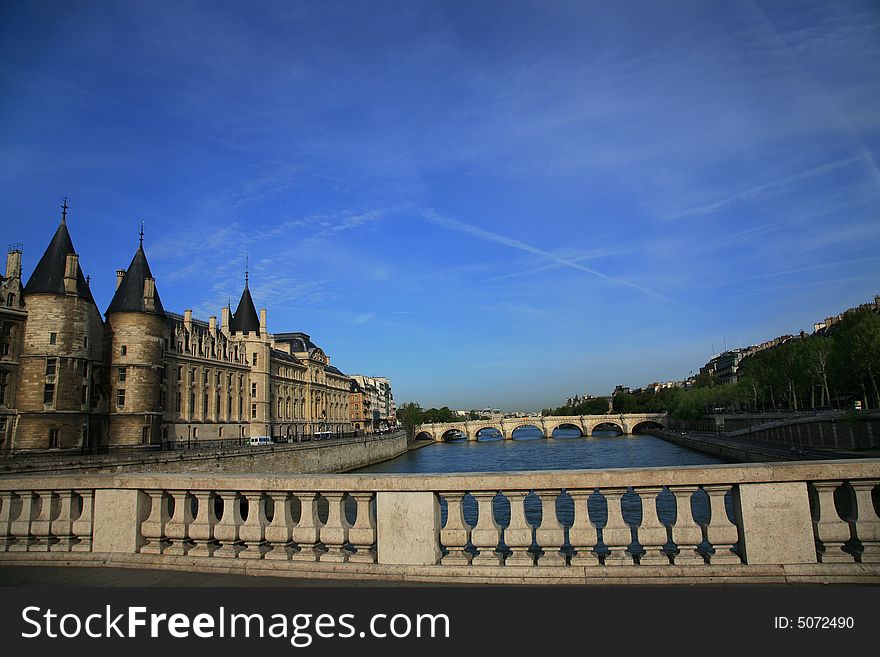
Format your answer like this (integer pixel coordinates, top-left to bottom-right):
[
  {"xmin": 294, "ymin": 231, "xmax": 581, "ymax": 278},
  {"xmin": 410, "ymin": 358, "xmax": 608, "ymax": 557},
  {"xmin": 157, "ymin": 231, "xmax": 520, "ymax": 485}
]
[{"xmin": 1, "ymin": 460, "xmax": 878, "ymax": 584}]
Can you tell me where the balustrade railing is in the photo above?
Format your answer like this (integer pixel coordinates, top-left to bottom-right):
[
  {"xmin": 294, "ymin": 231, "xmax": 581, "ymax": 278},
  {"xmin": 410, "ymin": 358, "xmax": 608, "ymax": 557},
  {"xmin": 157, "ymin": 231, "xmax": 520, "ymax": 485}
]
[{"xmin": 0, "ymin": 462, "xmax": 879, "ymax": 582}]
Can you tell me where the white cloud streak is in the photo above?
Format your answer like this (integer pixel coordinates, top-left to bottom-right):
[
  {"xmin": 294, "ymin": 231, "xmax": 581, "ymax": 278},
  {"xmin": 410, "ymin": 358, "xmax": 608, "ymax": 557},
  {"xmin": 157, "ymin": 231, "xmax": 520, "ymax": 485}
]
[{"xmin": 420, "ymin": 208, "xmax": 697, "ymax": 309}]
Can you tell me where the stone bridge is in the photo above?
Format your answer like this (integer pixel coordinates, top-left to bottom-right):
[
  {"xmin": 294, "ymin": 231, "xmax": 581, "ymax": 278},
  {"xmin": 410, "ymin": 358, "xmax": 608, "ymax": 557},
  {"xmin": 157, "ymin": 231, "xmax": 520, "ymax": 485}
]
[{"xmin": 417, "ymin": 414, "xmax": 667, "ymax": 441}]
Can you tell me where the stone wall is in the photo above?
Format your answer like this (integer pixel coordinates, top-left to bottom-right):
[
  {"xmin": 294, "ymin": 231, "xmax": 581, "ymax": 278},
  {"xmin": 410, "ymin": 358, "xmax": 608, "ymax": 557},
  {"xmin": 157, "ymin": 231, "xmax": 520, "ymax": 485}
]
[
  {"xmin": 743, "ymin": 417, "xmax": 879, "ymax": 451},
  {"xmin": 0, "ymin": 431, "xmax": 408, "ymax": 476}
]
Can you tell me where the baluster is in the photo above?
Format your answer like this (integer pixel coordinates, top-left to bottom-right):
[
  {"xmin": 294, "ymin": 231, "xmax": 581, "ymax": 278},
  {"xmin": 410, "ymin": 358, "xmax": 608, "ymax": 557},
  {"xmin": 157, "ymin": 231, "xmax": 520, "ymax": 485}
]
[
  {"xmin": 851, "ymin": 480, "xmax": 880, "ymax": 562},
  {"xmin": 812, "ymin": 481, "xmax": 854, "ymax": 563},
  {"xmin": 601, "ymin": 488, "xmax": 633, "ymax": 566},
  {"xmin": 29, "ymin": 490, "xmax": 57, "ymax": 552},
  {"xmin": 535, "ymin": 489, "xmax": 565, "ymax": 566},
  {"xmin": 669, "ymin": 486, "xmax": 704, "ymax": 565},
  {"xmin": 291, "ymin": 491, "xmax": 322, "ymax": 561},
  {"xmin": 8, "ymin": 490, "xmax": 37, "ymax": 551},
  {"xmin": 0, "ymin": 491, "xmax": 20, "ymax": 551},
  {"xmin": 50, "ymin": 491, "xmax": 78, "ymax": 551},
  {"xmin": 320, "ymin": 492, "xmax": 350, "ymax": 562},
  {"xmin": 504, "ymin": 491, "xmax": 534, "ymax": 566},
  {"xmin": 140, "ymin": 489, "xmax": 170, "ymax": 554},
  {"xmin": 214, "ymin": 491, "xmax": 245, "ymax": 557},
  {"xmin": 188, "ymin": 491, "xmax": 219, "ymax": 557},
  {"xmin": 71, "ymin": 490, "xmax": 93, "ymax": 552},
  {"xmin": 703, "ymin": 485, "xmax": 739, "ymax": 564},
  {"xmin": 347, "ymin": 493, "xmax": 377, "ymax": 563},
  {"xmin": 634, "ymin": 486, "xmax": 668, "ymax": 565},
  {"xmin": 239, "ymin": 493, "xmax": 270, "ymax": 559},
  {"xmin": 470, "ymin": 491, "xmax": 502, "ymax": 565},
  {"xmin": 164, "ymin": 491, "xmax": 195, "ymax": 556},
  {"xmin": 439, "ymin": 492, "xmax": 471, "ymax": 565},
  {"xmin": 569, "ymin": 490, "xmax": 600, "ymax": 566},
  {"xmin": 264, "ymin": 492, "xmax": 295, "ymax": 561}
]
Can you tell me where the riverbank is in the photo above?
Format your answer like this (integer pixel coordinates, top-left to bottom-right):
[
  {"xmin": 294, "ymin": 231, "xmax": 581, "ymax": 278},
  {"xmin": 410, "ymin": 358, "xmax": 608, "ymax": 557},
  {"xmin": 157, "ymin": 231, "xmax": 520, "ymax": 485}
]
[{"xmin": 650, "ymin": 429, "xmax": 867, "ymax": 463}]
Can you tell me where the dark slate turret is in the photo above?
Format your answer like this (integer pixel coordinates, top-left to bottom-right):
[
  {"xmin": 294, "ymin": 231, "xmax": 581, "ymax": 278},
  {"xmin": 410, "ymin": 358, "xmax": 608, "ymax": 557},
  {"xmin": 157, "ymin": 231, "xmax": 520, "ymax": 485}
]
[
  {"xmin": 105, "ymin": 232, "xmax": 165, "ymax": 316},
  {"xmin": 23, "ymin": 202, "xmax": 95, "ymax": 303},
  {"xmin": 230, "ymin": 271, "xmax": 260, "ymax": 335}
]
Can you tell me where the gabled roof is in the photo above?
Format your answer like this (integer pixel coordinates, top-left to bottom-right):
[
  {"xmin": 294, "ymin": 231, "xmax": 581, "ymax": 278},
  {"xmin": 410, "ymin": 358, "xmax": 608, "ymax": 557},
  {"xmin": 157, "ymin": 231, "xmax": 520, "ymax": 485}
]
[
  {"xmin": 23, "ymin": 218, "xmax": 94, "ymax": 303},
  {"xmin": 106, "ymin": 244, "xmax": 165, "ymax": 316},
  {"xmin": 230, "ymin": 278, "xmax": 260, "ymax": 335}
]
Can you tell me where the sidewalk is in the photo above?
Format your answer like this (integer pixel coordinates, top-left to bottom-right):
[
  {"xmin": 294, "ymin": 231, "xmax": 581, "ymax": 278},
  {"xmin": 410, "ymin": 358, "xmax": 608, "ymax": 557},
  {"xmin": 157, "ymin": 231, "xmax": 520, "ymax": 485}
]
[{"xmin": 0, "ymin": 565, "xmax": 428, "ymax": 587}]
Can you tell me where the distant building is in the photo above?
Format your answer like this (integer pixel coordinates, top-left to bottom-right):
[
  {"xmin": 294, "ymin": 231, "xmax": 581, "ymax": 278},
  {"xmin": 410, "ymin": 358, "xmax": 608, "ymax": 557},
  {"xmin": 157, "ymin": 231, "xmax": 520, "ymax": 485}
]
[{"xmin": 350, "ymin": 375, "xmax": 395, "ymax": 430}]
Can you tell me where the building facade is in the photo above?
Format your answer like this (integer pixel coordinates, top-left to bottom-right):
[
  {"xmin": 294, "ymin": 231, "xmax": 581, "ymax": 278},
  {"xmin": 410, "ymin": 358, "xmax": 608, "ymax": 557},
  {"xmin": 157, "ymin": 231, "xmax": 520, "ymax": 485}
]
[
  {"xmin": 0, "ymin": 208, "xmax": 373, "ymax": 453},
  {"xmin": 350, "ymin": 374, "xmax": 396, "ymax": 430}
]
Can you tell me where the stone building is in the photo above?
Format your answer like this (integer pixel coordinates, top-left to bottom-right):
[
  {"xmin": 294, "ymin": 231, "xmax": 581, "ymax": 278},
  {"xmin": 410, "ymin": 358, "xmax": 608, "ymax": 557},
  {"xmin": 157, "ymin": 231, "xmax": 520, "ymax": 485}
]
[{"xmin": 1, "ymin": 206, "xmax": 361, "ymax": 453}]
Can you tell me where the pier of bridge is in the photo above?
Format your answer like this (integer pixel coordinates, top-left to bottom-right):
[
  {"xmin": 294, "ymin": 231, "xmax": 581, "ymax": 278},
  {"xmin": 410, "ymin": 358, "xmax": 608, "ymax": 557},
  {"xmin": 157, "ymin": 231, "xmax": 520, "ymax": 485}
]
[{"xmin": 417, "ymin": 414, "xmax": 667, "ymax": 441}]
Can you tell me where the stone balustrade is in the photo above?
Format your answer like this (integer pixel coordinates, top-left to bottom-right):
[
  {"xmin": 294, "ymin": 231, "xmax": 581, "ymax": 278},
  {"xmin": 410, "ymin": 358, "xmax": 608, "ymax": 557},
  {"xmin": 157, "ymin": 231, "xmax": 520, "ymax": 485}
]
[{"xmin": 1, "ymin": 460, "xmax": 879, "ymax": 584}]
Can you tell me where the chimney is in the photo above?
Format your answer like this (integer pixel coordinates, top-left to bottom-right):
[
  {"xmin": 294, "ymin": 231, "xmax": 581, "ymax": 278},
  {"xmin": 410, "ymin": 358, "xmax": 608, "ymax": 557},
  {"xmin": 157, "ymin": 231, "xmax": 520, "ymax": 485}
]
[
  {"xmin": 259, "ymin": 308, "xmax": 267, "ymax": 334},
  {"xmin": 221, "ymin": 306, "xmax": 230, "ymax": 333},
  {"xmin": 184, "ymin": 309, "xmax": 192, "ymax": 333},
  {"xmin": 209, "ymin": 316, "xmax": 217, "ymax": 336},
  {"xmin": 143, "ymin": 277, "xmax": 156, "ymax": 312},
  {"xmin": 116, "ymin": 269, "xmax": 126, "ymax": 290},
  {"xmin": 64, "ymin": 253, "xmax": 79, "ymax": 294},
  {"xmin": 6, "ymin": 246, "xmax": 21, "ymax": 280}
]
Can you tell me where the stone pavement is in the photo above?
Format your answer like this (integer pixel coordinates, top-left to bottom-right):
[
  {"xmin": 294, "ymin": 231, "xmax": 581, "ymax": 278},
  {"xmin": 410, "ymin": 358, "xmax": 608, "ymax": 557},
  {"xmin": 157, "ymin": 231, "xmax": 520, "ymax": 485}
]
[{"xmin": 0, "ymin": 565, "xmax": 430, "ymax": 587}]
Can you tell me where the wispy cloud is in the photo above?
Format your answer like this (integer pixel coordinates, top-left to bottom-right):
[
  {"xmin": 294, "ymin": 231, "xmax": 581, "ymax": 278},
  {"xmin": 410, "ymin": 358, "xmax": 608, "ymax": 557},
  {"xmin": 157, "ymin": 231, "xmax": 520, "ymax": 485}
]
[
  {"xmin": 420, "ymin": 208, "xmax": 693, "ymax": 309},
  {"xmin": 664, "ymin": 156, "xmax": 861, "ymax": 219}
]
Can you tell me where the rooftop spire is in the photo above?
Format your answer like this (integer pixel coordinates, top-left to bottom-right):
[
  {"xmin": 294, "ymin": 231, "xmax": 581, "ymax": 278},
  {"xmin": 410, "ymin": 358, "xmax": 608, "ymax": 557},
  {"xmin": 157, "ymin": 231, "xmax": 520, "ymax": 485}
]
[
  {"xmin": 245, "ymin": 253, "xmax": 249, "ymax": 287},
  {"xmin": 61, "ymin": 197, "xmax": 69, "ymax": 224},
  {"xmin": 139, "ymin": 220, "xmax": 145, "ymax": 248}
]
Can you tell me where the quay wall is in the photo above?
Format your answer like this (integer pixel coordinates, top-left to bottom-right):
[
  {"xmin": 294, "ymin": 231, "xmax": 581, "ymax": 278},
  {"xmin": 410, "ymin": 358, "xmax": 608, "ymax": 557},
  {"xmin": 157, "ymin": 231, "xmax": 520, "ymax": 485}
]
[{"xmin": 0, "ymin": 431, "xmax": 408, "ymax": 476}]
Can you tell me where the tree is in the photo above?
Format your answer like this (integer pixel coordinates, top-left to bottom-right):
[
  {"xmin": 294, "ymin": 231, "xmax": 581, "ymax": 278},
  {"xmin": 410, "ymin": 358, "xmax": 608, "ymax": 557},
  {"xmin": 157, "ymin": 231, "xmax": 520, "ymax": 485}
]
[
  {"xmin": 397, "ymin": 402, "xmax": 424, "ymax": 441},
  {"xmin": 834, "ymin": 309, "xmax": 880, "ymax": 409}
]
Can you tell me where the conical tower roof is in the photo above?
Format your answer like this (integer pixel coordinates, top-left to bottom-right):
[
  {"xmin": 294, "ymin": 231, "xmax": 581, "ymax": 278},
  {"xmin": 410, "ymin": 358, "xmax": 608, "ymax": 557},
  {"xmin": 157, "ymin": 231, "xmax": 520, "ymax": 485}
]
[
  {"xmin": 23, "ymin": 208, "xmax": 95, "ymax": 303},
  {"xmin": 106, "ymin": 238, "xmax": 165, "ymax": 316},
  {"xmin": 230, "ymin": 272, "xmax": 260, "ymax": 335}
]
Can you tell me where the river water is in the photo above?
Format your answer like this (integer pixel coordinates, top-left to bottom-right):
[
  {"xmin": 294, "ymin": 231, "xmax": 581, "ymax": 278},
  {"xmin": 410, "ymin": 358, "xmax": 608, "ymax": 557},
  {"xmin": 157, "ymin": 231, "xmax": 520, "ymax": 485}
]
[{"xmin": 352, "ymin": 428, "xmax": 734, "ymax": 540}]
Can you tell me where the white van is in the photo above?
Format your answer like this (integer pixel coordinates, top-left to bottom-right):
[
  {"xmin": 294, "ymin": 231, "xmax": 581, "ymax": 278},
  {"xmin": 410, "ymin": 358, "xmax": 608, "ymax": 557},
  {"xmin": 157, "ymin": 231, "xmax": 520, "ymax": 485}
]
[
  {"xmin": 249, "ymin": 436, "xmax": 273, "ymax": 446},
  {"xmin": 313, "ymin": 431, "xmax": 332, "ymax": 441}
]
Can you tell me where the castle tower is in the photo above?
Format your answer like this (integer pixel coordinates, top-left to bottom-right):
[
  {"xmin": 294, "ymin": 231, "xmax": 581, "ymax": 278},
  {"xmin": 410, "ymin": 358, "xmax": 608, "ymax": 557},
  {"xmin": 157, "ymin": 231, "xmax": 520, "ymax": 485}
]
[
  {"xmin": 15, "ymin": 200, "xmax": 106, "ymax": 451},
  {"xmin": 228, "ymin": 268, "xmax": 271, "ymax": 438},
  {"xmin": 104, "ymin": 227, "xmax": 166, "ymax": 447}
]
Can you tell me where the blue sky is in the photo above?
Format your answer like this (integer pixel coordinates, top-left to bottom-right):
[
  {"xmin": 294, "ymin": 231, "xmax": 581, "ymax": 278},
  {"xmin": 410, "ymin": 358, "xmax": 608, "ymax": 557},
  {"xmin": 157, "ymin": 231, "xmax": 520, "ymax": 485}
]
[{"xmin": 1, "ymin": 1, "xmax": 879, "ymax": 411}]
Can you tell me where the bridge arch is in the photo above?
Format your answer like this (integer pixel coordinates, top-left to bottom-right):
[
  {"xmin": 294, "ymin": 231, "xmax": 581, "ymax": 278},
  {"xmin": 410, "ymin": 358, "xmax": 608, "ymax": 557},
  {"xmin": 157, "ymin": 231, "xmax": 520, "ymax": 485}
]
[
  {"xmin": 549, "ymin": 422, "xmax": 583, "ymax": 438},
  {"xmin": 510, "ymin": 424, "xmax": 544, "ymax": 440},
  {"xmin": 631, "ymin": 420, "xmax": 666, "ymax": 434},
  {"xmin": 441, "ymin": 428, "xmax": 467, "ymax": 442},
  {"xmin": 589, "ymin": 421, "xmax": 624, "ymax": 436},
  {"xmin": 474, "ymin": 426, "xmax": 503, "ymax": 441},
  {"xmin": 415, "ymin": 430, "xmax": 434, "ymax": 442}
]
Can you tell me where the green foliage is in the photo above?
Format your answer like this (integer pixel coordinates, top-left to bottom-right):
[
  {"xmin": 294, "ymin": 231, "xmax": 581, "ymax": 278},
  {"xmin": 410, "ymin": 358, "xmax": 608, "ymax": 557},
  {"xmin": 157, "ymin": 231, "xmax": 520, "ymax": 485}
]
[
  {"xmin": 546, "ymin": 397, "xmax": 611, "ymax": 416},
  {"xmin": 421, "ymin": 406, "xmax": 461, "ymax": 423},
  {"xmin": 396, "ymin": 401, "xmax": 424, "ymax": 440},
  {"xmin": 665, "ymin": 308, "xmax": 880, "ymax": 419}
]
